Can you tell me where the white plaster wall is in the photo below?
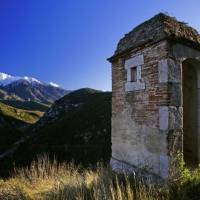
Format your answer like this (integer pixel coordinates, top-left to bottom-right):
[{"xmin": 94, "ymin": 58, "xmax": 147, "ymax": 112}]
[{"xmin": 111, "ymin": 105, "xmax": 168, "ymax": 177}]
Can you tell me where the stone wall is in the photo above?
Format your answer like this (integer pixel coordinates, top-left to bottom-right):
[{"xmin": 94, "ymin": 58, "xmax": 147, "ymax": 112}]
[
  {"xmin": 111, "ymin": 40, "xmax": 172, "ymax": 178},
  {"xmin": 111, "ymin": 42, "xmax": 200, "ymax": 179},
  {"xmin": 110, "ymin": 13, "xmax": 200, "ymax": 180}
]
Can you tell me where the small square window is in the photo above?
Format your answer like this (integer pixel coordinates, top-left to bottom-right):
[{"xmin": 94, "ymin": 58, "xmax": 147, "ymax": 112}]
[{"xmin": 131, "ymin": 67, "xmax": 137, "ymax": 82}]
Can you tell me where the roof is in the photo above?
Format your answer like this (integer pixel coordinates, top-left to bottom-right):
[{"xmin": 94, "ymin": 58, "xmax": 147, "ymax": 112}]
[{"xmin": 108, "ymin": 13, "xmax": 200, "ymax": 61}]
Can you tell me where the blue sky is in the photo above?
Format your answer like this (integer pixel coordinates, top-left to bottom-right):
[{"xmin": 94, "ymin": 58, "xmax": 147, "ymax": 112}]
[{"xmin": 0, "ymin": 0, "xmax": 200, "ymax": 90}]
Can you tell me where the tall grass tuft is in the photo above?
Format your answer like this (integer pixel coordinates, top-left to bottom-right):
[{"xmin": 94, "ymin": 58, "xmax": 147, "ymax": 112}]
[{"xmin": 0, "ymin": 155, "xmax": 199, "ymax": 200}]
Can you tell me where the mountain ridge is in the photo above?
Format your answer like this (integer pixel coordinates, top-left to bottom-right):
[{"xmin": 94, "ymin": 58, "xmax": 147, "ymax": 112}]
[
  {"xmin": 0, "ymin": 72, "xmax": 59, "ymax": 87},
  {"xmin": 0, "ymin": 72, "xmax": 70, "ymax": 104}
]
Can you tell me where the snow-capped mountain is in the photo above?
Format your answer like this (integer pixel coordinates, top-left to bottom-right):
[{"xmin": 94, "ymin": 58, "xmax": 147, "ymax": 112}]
[
  {"xmin": 0, "ymin": 73, "xmax": 22, "ymax": 86},
  {"xmin": 0, "ymin": 72, "xmax": 56, "ymax": 87},
  {"xmin": 0, "ymin": 73, "xmax": 70, "ymax": 104},
  {"xmin": 49, "ymin": 82, "xmax": 60, "ymax": 88}
]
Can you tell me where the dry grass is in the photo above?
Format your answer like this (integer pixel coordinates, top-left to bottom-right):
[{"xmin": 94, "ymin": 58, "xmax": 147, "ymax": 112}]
[{"xmin": 0, "ymin": 155, "xmax": 199, "ymax": 200}]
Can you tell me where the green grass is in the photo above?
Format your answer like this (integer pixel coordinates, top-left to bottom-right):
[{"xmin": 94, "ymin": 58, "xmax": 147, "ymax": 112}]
[
  {"xmin": 0, "ymin": 102, "xmax": 44, "ymax": 124},
  {"xmin": 0, "ymin": 100, "xmax": 50, "ymax": 112},
  {"xmin": 0, "ymin": 155, "xmax": 199, "ymax": 200}
]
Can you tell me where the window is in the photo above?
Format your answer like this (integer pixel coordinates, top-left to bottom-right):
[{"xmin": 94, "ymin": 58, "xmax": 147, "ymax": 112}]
[
  {"xmin": 131, "ymin": 67, "xmax": 137, "ymax": 82},
  {"xmin": 124, "ymin": 55, "xmax": 145, "ymax": 92}
]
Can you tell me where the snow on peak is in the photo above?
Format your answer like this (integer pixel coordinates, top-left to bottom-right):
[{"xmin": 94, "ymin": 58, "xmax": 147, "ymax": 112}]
[
  {"xmin": 49, "ymin": 82, "xmax": 60, "ymax": 88},
  {"xmin": 0, "ymin": 72, "xmax": 12, "ymax": 80},
  {"xmin": 24, "ymin": 76, "xmax": 41, "ymax": 84},
  {"xmin": 0, "ymin": 72, "xmax": 21, "ymax": 86},
  {"xmin": 0, "ymin": 73, "xmax": 41, "ymax": 86},
  {"xmin": 0, "ymin": 72, "xmax": 61, "ymax": 88}
]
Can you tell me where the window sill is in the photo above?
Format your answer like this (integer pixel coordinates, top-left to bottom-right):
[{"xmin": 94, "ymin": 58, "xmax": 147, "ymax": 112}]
[{"xmin": 125, "ymin": 81, "xmax": 145, "ymax": 92}]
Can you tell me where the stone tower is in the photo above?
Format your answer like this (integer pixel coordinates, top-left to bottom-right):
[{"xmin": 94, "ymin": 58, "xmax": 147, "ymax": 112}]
[{"xmin": 108, "ymin": 13, "xmax": 200, "ymax": 179}]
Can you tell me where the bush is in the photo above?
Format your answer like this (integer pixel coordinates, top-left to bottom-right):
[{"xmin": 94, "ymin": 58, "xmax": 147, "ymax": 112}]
[{"xmin": 170, "ymin": 157, "xmax": 200, "ymax": 200}]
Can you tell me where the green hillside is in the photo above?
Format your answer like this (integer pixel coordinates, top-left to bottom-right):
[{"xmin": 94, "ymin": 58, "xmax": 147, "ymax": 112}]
[
  {"xmin": 0, "ymin": 102, "xmax": 44, "ymax": 124},
  {"xmin": 0, "ymin": 100, "xmax": 50, "ymax": 112},
  {"xmin": 0, "ymin": 101, "xmax": 45, "ymax": 155},
  {"xmin": 0, "ymin": 89, "xmax": 111, "ymax": 175}
]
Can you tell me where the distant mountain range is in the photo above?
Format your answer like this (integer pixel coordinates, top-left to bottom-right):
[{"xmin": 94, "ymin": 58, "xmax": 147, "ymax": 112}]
[{"xmin": 0, "ymin": 73, "xmax": 70, "ymax": 104}]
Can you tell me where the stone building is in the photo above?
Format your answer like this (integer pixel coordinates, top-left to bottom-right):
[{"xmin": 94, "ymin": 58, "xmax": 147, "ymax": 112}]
[{"xmin": 108, "ymin": 13, "xmax": 200, "ymax": 179}]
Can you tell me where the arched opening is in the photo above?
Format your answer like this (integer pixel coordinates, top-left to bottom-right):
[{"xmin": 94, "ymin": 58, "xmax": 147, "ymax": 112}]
[{"xmin": 182, "ymin": 59, "xmax": 200, "ymax": 167}]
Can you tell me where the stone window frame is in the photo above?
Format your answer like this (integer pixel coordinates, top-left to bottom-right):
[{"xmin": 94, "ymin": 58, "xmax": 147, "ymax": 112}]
[{"xmin": 125, "ymin": 54, "xmax": 145, "ymax": 92}]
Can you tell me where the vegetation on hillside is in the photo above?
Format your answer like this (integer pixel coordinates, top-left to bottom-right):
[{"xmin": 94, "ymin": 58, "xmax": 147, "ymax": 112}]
[
  {"xmin": 0, "ymin": 89, "xmax": 111, "ymax": 177},
  {"xmin": 0, "ymin": 101, "xmax": 45, "ymax": 155},
  {"xmin": 0, "ymin": 100, "xmax": 50, "ymax": 112},
  {"xmin": 0, "ymin": 102, "xmax": 44, "ymax": 124},
  {"xmin": 0, "ymin": 156, "xmax": 200, "ymax": 200},
  {"xmin": 0, "ymin": 115, "xmax": 22, "ymax": 154}
]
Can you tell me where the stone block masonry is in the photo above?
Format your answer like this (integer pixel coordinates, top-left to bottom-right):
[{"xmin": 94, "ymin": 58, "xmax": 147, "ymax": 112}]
[{"xmin": 108, "ymin": 13, "xmax": 200, "ymax": 179}]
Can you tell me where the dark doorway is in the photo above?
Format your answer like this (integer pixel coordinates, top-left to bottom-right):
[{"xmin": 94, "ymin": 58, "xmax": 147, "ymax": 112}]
[{"xmin": 182, "ymin": 59, "xmax": 199, "ymax": 167}]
